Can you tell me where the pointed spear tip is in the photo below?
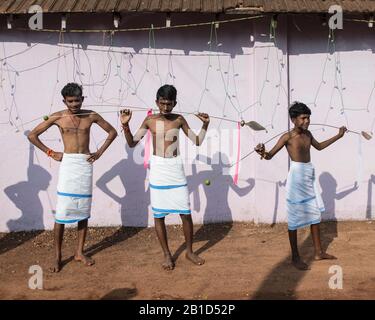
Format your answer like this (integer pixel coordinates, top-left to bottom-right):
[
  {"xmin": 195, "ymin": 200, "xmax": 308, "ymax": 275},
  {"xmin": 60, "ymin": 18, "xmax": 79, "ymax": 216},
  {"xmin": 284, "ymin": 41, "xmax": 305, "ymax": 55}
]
[
  {"xmin": 246, "ymin": 121, "xmax": 267, "ymax": 131},
  {"xmin": 361, "ymin": 131, "xmax": 373, "ymax": 140}
]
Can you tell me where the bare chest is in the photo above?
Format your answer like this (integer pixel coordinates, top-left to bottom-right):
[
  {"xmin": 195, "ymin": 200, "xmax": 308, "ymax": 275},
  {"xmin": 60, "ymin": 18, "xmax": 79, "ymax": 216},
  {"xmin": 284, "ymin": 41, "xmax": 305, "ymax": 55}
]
[
  {"xmin": 288, "ymin": 135, "xmax": 311, "ymax": 152},
  {"xmin": 148, "ymin": 119, "xmax": 181, "ymax": 137},
  {"xmin": 57, "ymin": 116, "xmax": 93, "ymax": 135}
]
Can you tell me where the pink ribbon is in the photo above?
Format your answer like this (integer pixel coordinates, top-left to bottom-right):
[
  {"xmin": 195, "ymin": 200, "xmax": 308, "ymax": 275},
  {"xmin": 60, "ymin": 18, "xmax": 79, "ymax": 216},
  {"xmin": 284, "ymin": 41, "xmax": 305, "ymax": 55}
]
[
  {"xmin": 233, "ymin": 121, "xmax": 241, "ymax": 185},
  {"xmin": 144, "ymin": 109, "xmax": 153, "ymax": 169}
]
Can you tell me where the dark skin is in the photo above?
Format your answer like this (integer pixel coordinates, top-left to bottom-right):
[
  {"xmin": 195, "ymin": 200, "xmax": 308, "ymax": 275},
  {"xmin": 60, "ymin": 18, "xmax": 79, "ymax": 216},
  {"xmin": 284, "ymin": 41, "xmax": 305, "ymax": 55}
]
[
  {"xmin": 28, "ymin": 95, "xmax": 117, "ymax": 272},
  {"xmin": 120, "ymin": 98, "xmax": 210, "ymax": 270},
  {"xmin": 255, "ymin": 114, "xmax": 348, "ymax": 270}
]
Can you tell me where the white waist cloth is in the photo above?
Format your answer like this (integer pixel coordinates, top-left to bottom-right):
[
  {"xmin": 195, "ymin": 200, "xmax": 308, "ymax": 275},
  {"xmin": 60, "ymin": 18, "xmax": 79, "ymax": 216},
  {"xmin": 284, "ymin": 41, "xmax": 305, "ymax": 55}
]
[
  {"xmin": 55, "ymin": 153, "xmax": 93, "ymax": 224},
  {"xmin": 286, "ymin": 161, "xmax": 324, "ymax": 230},
  {"xmin": 149, "ymin": 155, "xmax": 191, "ymax": 218}
]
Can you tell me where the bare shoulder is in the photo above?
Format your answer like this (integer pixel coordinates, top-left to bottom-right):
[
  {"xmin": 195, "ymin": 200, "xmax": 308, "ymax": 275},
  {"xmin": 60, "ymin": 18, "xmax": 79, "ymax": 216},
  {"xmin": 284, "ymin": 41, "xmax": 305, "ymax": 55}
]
[
  {"xmin": 84, "ymin": 109, "xmax": 96, "ymax": 117},
  {"xmin": 49, "ymin": 110, "xmax": 64, "ymax": 122},
  {"xmin": 280, "ymin": 131, "xmax": 292, "ymax": 142},
  {"xmin": 176, "ymin": 114, "xmax": 187, "ymax": 123},
  {"xmin": 147, "ymin": 114, "xmax": 159, "ymax": 120},
  {"xmin": 146, "ymin": 113, "xmax": 159, "ymax": 123},
  {"xmin": 86, "ymin": 110, "xmax": 102, "ymax": 122},
  {"xmin": 303, "ymin": 130, "xmax": 314, "ymax": 141},
  {"xmin": 51, "ymin": 110, "xmax": 64, "ymax": 117}
]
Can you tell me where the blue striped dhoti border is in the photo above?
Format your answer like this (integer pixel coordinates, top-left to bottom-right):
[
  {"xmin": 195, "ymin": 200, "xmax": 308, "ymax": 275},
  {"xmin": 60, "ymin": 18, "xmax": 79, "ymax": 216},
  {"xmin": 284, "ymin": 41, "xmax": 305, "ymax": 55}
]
[
  {"xmin": 150, "ymin": 183, "xmax": 191, "ymax": 218},
  {"xmin": 55, "ymin": 191, "xmax": 92, "ymax": 224},
  {"xmin": 57, "ymin": 191, "xmax": 92, "ymax": 198}
]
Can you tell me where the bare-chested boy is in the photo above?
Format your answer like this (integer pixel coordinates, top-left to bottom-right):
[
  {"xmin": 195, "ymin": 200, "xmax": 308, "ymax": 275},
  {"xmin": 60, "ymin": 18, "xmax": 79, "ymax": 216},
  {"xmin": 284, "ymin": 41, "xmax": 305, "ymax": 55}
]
[
  {"xmin": 255, "ymin": 102, "xmax": 347, "ymax": 270},
  {"xmin": 28, "ymin": 83, "xmax": 117, "ymax": 272},
  {"xmin": 120, "ymin": 84, "xmax": 209, "ymax": 270}
]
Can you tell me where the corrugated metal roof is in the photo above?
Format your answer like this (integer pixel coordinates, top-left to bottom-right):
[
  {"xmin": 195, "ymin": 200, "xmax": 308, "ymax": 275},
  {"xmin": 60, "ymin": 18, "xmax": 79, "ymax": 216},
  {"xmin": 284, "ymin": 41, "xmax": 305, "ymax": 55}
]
[{"xmin": 1, "ymin": 0, "xmax": 375, "ymax": 14}]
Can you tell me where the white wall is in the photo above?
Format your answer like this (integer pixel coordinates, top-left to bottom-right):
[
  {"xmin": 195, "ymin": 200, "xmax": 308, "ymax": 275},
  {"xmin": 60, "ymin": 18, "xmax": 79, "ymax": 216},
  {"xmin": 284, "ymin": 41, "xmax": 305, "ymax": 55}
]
[{"xmin": 0, "ymin": 13, "xmax": 374, "ymax": 232}]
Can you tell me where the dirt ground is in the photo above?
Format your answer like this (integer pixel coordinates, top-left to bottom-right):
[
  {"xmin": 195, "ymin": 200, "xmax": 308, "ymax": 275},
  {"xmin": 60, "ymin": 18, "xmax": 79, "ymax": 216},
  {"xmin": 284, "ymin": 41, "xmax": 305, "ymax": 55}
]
[{"xmin": 1, "ymin": 220, "xmax": 375, "ymax": 300}]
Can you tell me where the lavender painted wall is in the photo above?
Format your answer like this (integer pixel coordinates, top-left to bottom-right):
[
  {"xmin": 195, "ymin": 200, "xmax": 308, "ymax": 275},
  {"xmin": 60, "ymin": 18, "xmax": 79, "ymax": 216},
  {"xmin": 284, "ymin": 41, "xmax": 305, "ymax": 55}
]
[{"xmin": 0, "ymin": 13, "xmax": 374, "ymax": 232}]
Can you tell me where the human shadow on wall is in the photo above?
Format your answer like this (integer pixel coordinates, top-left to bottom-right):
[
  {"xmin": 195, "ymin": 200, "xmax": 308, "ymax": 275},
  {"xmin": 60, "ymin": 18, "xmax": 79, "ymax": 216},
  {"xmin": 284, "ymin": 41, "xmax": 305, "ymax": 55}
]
[
  {"xmin": 366, "ymin": 174, "xmax": 375, "ymax": 219},
  {"xmin": 1, "ymin": 132, "xmax": 51, "ymax": 255},
  {"xmin": 319, "ymin": 171, "xmax": 358, "ymax": 245},
  {"xmin": 86, "ymin": 145, "xmax": 149, "ymax": 257},
  {"xmin": 252, "ymin": 172, "xmax": 357, "ymax": 299},
  {"xmin": 172, "ymin": 152, "xmax": 255, "ymax": 261}
]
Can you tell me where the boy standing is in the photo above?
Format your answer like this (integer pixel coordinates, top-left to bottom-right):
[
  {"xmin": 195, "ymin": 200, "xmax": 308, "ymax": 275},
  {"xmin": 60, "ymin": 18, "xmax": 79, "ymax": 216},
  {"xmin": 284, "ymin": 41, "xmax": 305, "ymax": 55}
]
[
  {"xmin": 120, "ymin": 85, "xmax": 209, "ymax": 270},
  {"xmin": 28, "ymin": 83, "xmax": 117, "ymax": 272},
  {"xmin": 255, "ymin": 102, "xmax": 347, "ymax": 270}
]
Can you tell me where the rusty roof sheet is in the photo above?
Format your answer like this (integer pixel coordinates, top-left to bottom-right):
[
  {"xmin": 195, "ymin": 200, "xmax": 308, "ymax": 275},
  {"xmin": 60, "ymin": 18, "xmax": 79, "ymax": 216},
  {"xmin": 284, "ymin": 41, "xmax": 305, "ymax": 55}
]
[{"xmin": 1, "ymin": 0, "xmax": 375, "ymax": 14}]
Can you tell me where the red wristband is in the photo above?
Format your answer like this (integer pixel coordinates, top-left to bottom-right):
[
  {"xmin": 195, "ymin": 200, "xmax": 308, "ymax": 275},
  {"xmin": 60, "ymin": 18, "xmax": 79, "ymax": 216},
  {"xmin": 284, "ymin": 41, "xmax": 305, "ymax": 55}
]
[{"xmin": 47, "ymin": 149, "xmax": 54, "ymax": 157}]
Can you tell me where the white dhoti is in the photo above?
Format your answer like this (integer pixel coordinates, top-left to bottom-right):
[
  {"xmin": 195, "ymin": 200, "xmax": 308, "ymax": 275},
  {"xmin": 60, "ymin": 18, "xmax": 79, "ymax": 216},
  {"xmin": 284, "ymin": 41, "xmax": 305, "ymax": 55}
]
[
  {"xmin": 286, "ymin": 161, "xmax": 324, "ymax": 230},
  {"xmin": 149, "ymin": 155, "xmax": 191, "ymax": 218},
  {"xmin": 55, "ymin": 153, "xmax": 93, "ymax": 224}
]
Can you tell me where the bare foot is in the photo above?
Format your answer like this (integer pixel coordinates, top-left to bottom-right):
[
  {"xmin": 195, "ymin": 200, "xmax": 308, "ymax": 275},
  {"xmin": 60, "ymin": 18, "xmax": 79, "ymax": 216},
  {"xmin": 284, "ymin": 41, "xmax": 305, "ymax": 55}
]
[
  {"xmin": 49, "ymin": 258, "xmax": 62, "ymax": 273},
  {"xmin": 315, "ymin": 252, "xmax": 337, "ymax": 260},
  {"xmin": 186, "ymin": 252, "xmax": 205, "ymax": 266},
  {"xmin": 162, "ymin": 255, "xmax": 175, "ymax": 270},
  {"xmin": 292, "ymin": 258, "xmax": 309, "ymax": 271},
  {"xmin": 74, "ymin": 254, "xmax": 95, "ymax": 266}
]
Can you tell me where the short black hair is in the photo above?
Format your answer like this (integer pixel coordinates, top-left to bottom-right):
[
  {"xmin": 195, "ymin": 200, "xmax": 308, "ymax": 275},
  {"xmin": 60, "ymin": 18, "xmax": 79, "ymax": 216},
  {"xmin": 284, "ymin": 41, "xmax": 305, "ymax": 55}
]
[
  {"xmin": 289, "ymin": 101, "xmax": 311, "ymax": 119},
  {"xmin": 61, "ymin": 83, "xmax": 83, "ymax": 98},
  {"xmin": 156, "ymin": 84, "xmax": 177, "ymax": 101}
]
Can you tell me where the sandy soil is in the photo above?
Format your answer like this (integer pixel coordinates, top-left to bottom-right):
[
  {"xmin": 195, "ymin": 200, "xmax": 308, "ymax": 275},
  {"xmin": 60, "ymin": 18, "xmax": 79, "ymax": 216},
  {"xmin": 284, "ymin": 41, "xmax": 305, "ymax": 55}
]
[{"xmin": 1, "ymin": 221, "xmax": 375, "ymax": 300}]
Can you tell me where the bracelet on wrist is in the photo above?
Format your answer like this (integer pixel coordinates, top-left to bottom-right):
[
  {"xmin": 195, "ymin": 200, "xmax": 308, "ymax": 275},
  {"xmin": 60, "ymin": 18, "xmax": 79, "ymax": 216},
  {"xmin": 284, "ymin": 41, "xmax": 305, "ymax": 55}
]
[{"xmin": 46, "ymin": 149, "xmax": 54, "ymax": 157}]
